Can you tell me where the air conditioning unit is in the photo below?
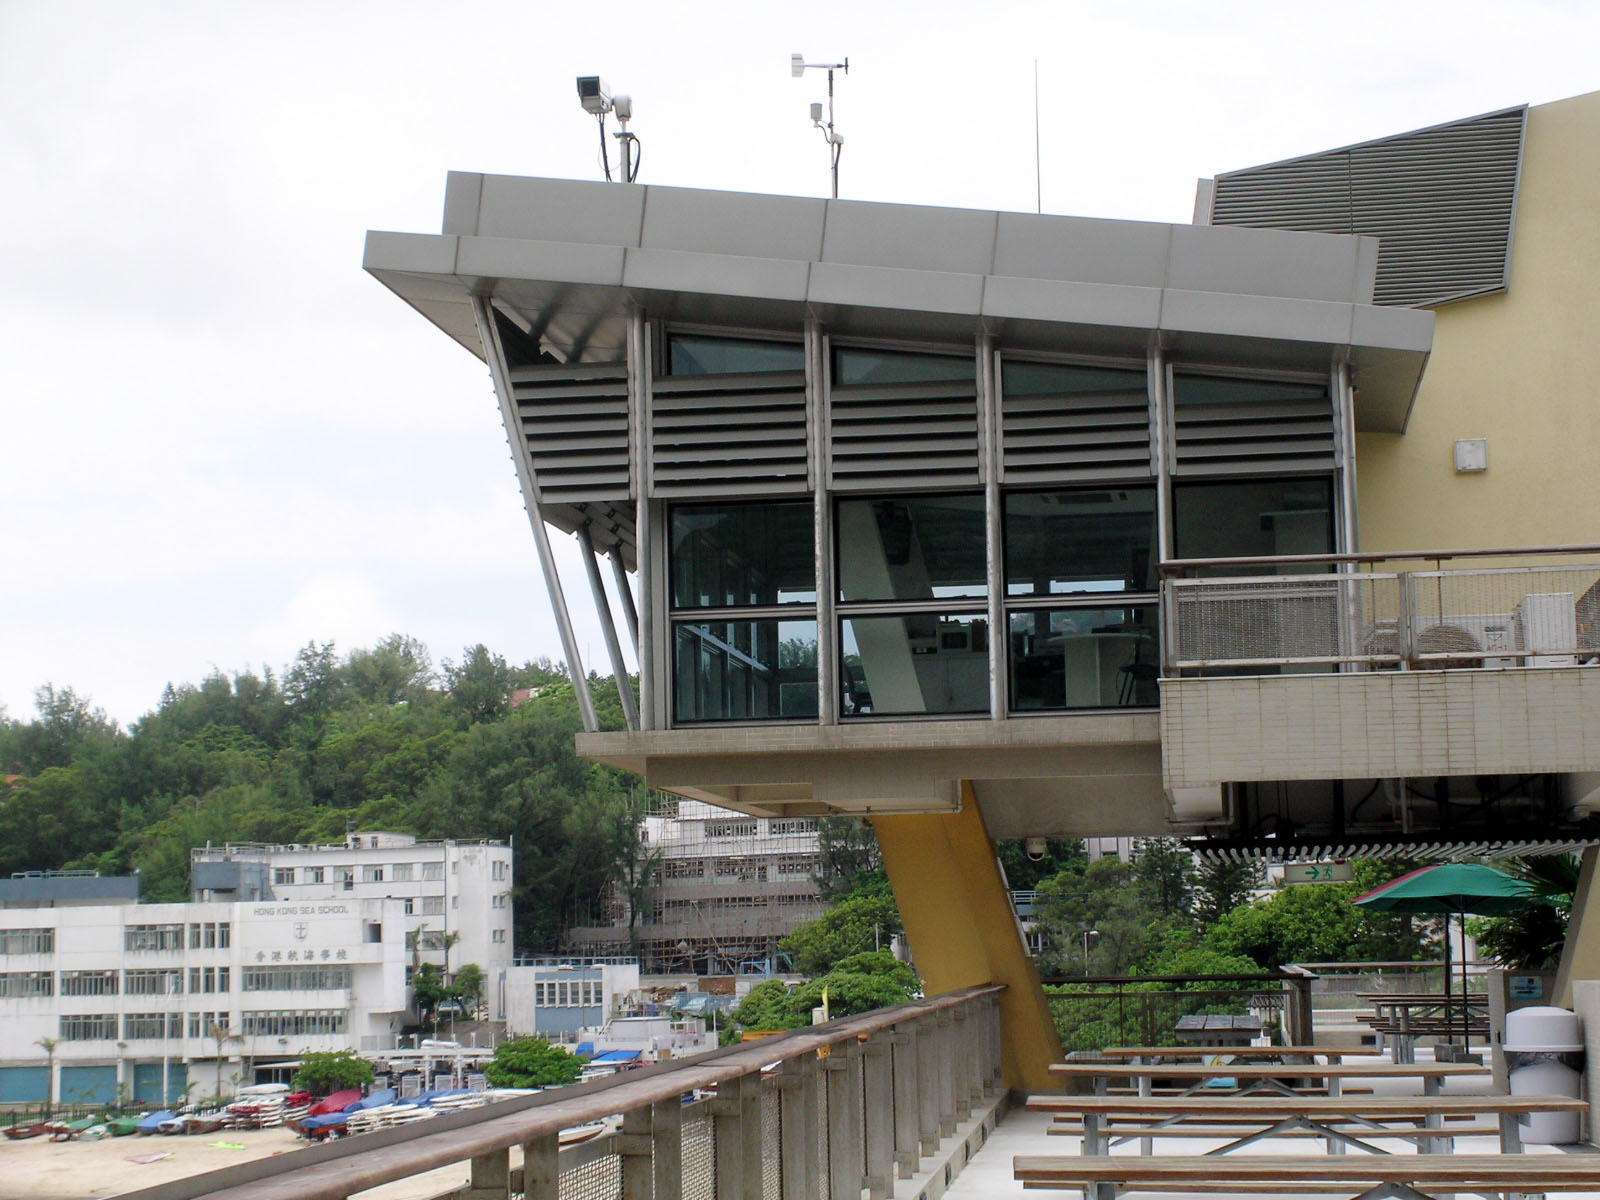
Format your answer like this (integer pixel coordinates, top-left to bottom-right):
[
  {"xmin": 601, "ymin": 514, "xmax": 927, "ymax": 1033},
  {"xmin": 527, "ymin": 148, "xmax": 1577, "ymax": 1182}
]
[{"xmin": 1518, "ymin": 593, "xmax": 1578, "ymax": 667}]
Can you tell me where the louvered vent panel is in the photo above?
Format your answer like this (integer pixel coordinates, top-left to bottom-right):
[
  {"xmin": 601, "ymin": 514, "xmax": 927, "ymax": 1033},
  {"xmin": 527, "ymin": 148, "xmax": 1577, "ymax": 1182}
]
[
  {"xmin": 650, "ymin": 371, "xmax": 808, "ymax": 497},
  {"xmin": 510, "ymin": 361, "xmax": 631, "ymax": 504},
  {"xmin": 1171, "ymin": 378, "xmax": 1335, "ymax": 476},
  {"xmin": 1002, "ymin": 376, "xmax": 1152, "ymax": 484},
  {"xmin": 1210, "ymin": 106, "xmax": 1526, "ymax": 308},
  {"xmin": 829, "ymin": 380, "xmax": 980, "ymax": 490}
]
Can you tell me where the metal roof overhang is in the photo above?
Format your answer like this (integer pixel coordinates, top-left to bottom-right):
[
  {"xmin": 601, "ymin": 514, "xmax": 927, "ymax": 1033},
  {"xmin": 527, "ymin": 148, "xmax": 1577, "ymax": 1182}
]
[{"xmin": 364, "ymin": 177, "xmax": 1434, "ymax": 432}]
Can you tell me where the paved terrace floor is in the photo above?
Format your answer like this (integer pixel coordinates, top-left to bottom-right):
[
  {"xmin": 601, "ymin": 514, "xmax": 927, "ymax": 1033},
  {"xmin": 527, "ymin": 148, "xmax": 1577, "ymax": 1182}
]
[{"xmin": 943, "ymin": 1050, "xmax": 1600, "ymax": 1200}]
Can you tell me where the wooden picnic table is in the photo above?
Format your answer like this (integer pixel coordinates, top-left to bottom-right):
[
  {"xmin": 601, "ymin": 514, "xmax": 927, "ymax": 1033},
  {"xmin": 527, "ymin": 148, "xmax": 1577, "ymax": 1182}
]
[
  {"xmin": 1026, "ymin": 1092, "xmax": 1584, "ymax": 1156},
  {"xmin": 1356, "ymin": 991, "xmax": 1489, "ymax": 1062},
  {"xmin": 1090, "ymin": 1045, "xmax": 1381, "ymax": 1062},
  {"xmin": 1015, "ymin": 1152, "xmax": 1600, "ymax": 1197},
  {"xmin": 1049, "ymin": 1059, "xmax": 1487, "ymax": 1098}
]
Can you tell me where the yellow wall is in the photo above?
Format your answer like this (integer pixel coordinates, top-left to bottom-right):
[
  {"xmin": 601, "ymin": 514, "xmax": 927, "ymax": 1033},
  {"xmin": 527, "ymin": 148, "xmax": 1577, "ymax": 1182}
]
[
  {"xmin": 873, "ymin": 787, "xmax": 1064, "ymax": 1093},
  {"xmin": 1357, "ymin": 89, "xmax": 1600, "ymax": 553}
]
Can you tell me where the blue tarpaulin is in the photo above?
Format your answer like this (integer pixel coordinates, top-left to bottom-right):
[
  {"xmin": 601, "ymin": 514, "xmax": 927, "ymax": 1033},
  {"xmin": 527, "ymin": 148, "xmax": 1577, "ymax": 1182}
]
[
  {"xmin": 576, "ymin": 1042, "xmax": 595, "ymax": 1057},
  {"xmin": 590, "ymin": 1051, "xmax": 642, "ymax": 1064}
]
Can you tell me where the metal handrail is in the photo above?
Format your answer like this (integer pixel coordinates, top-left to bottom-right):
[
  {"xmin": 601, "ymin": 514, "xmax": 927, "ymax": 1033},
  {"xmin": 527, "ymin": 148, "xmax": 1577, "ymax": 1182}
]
[{"xmin": 1161, "ymin": 543, "xmax": 1600, "ymax": 576}]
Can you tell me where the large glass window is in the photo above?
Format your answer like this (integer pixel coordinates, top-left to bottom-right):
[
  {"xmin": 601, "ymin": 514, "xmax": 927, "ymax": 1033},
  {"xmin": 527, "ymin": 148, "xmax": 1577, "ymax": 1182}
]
[
  {"xmin": 1172, "ymin": 478, "xmax": 1334, "ymax": 570},
  {"xmin": 841, "ymin": 613, "xmax": 989, "ymax": 716},
  {"xmin": 837, "ymin": 495, "xmax": 986, "ymax": 602},
  {"xmin": 1009, "ymin": 606, "xmax": 1159, "ymax": 710},
  {"xmin": 1005, "ymin": 488, "xmax": 1157, "ymax": 596},
  {"xmin": 668, "ymin": 334, "xmax": 805, "ymax": 376},
  {"xmin": 670, "ymin": 503, "xmax": 815, "ymax": 609},
  {"xmin": 674, "ymin": 619, "xmax": 819, "ymax": 722}
]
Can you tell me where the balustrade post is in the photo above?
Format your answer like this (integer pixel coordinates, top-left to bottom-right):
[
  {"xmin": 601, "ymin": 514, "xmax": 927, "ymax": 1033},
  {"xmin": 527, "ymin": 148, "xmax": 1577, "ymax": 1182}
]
[
  {"xmin": 466, "ymin": 1148, "xmax": 510, "ymax": 1200},
  {"xmin": 714, "ymin": 1070, "xmax": 763, "ymax": 1200},
  {"xmin": 652, "ymin": 1097, "xmax": 683, "ymax": 1200},
  {"xmin": 520, "ymin": 1132, "xmax": 559, "ymax": 1200},
  {"xmin": 889, "ymin": 1027, "xmax": 920, "ymax": 1178},
  {"xmin": 620, "ymin": 1102, "xmax": 654, "ymax": 1200},
  {"xmin": 778, "ymin": 1054, "xmax": 821, "ymax": 1200},
  {"xmin": 935, "ymin": 1010, "xmax": 957, "ymax": 1138},
  {"xmin": 826, "ymin": 1040, "xmax": 866, "ymax": 1200},
  {"xmin": 862, "ymin": 1034, "xmax": 893, "ymax": 1200},
  {"xmin": 915, "ymin": 1018, "xmax": 940, "ymax": 1155}
]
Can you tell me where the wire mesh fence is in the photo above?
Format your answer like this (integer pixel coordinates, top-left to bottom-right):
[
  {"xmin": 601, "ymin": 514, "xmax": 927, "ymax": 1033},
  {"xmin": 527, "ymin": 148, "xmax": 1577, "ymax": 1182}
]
[{"xmin": 1043, "ymin": 976, "xmax": 1287, "ymax": 1053}]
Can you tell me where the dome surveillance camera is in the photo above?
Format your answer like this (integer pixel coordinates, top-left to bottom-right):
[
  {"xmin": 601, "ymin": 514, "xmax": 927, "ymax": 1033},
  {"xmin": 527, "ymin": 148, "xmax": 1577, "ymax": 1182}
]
[{"xmin": 1025, "ymin": 837, "xmax": 1048, "ymax": 862}]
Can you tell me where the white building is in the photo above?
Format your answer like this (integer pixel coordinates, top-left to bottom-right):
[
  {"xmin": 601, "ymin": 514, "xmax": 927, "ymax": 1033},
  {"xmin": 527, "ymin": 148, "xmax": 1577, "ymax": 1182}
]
[
  {"xmin": 503, "ymin": 959, "xmax": 640, "ymax": 1038},
  {"xmin": 190, "ymin": 833, "xmax": 514, "ymax": 1017},
  {"xmin": 0, "ymin": 891, "xmax": 406, "ymax": 1108}
]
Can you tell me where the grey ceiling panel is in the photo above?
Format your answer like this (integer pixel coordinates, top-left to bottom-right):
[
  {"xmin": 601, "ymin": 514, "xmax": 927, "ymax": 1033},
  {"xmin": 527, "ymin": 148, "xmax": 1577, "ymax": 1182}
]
[{"xmin": 1208, "ymin": 105, "xmax": 1527, "ymax": 308}]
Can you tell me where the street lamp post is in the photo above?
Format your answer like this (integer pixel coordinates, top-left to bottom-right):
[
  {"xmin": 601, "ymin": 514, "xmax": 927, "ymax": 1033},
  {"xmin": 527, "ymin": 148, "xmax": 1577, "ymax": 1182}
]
[{"xmin": 1081, "ymin": 928, "xmax": 1100, "ymax": 977}]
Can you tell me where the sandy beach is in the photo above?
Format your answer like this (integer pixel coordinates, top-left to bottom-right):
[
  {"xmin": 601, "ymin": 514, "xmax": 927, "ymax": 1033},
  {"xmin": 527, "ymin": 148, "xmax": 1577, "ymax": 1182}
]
[{"xmin": 2, "ymin": 1127, "xmax": 471, "ymax": 1200}]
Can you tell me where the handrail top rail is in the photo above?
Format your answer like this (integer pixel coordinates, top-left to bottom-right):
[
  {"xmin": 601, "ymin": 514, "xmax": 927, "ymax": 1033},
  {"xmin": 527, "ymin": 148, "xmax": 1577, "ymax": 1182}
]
[
  {"xmin": 122, "ymin": 984, "xmax": 1004, "ymax": 1200},
  {"xmin": 1160, "ymin": 543, "xmax": 1600, "ymax": 575}
]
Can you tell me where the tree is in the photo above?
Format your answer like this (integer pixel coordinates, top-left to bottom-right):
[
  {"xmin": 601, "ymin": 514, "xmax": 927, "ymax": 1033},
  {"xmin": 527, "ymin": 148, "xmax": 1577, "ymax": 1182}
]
[
  {"xmin": 781, "ymin": 890, "xmax": 902, "ymax": 976},
  {"xmin": 1470, "ymin": 854, "xmax": 1581, "ymax": 970},
  {"xmin": 454, "ymin": 963, "xmax": 487, "ymax": 1018},
  {"xmin": 790, "ymin": 951, "xmax": 919, "ymax": 1018},
  {"xmin": 1033, "ymin": 856, "xmax": 1187, "ymax": 977},
  {"xmin": 1132, "ymin": 839, "xmax": 1195, "ymax": 919},
  {"xmin": 485, "ymin": 1037, "xmax": 584, "ymax": 1088},
  {"xmin": 208, "ymin": 1020, "xmax": 242, "ymax": 1101},
  {"xmin": 812, "ymin": 817, "xmax": 884, "ymax": 900},
  {"xmin": 411, "ymin": 962, "xmax": 451, "ymax": 1025},
  {"xmin": 730, "ymin": 979, "xmax": 808, "ymax": 1033},
  {"xmin": 292, "ymin": 1048, "xmax": 375, "ymax": 1095},
  {"xmin": 35, "ymin": 1036, "xmax": 57, "ymax": 1115},
  {"xmin": 997, "ymin": 838, "xmax": 1086, "ymax": 891},
  {"xmin": 1193, "ymin": 857, "xmax": 1266, "ymax": 929},
  {"xmin": 444, "ymin": 644, "xmax": 514, "ymax": 725}
]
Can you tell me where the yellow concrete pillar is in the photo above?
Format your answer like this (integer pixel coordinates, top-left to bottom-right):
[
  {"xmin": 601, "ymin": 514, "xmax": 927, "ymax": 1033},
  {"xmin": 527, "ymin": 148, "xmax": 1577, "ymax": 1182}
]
[
  {"xmin": 1556, "ymin": 846, "xmax": 1600, "ymax": 1007},
  {"xmin": 872, "ymin": 783, "xmax": 1063, "ymax": 1093}
]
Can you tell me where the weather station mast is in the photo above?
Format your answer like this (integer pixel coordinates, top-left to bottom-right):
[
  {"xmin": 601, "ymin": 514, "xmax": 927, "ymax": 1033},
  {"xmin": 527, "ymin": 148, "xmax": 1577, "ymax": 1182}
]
[{"xmin": 791, "ymin": 52, "xmax": 848, "ymax": 198}]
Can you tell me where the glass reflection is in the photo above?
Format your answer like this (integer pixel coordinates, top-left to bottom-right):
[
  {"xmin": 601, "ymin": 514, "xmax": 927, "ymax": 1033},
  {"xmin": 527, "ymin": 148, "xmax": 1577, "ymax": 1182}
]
[
  {"xmin": 837, "ymin": 495, "xmax": 986, "ymax": 602},
  {"xmin": 1172, "ymin": 479, "xmax": 1334, "ymax": 574},
  {"xmin": 668, "ymin": 335, "xmax": 805, "ymax": 376},
  {"xmin": 670, "ymin": 503, "xmax": 816, "ymax": 608},
  {"xmin": 833, "ymin": 348, "xmax": 974, "ymax": 386},
  {"xmin": 841, "ymin": 613, "xmax": 990, "ymax": 717},
  {"xmin": 673, "ymin": 620, "xmax": 819, "ymax": 722},
  {"xmin": 1008, "ymin": 606, "xmax": 1159, "ymax": 710}
]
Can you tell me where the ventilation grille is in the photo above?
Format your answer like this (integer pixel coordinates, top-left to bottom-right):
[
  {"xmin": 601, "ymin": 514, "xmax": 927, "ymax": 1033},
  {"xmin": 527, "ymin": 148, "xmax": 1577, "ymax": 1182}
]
[
  {"xmin": 1001, "ymin": 373, "xmax": 1152, "ymax": 484},
  {"xmin": 1210, "ymin": 105, "xmax": 1526, "ymax": 308},
  {"xmin": 650, "ymin": 372, "xmax": 808, "ymax": 498},
  {"xmin": 510, "ymin": 361, "xmax": 631, "ymax": 504},
  {"xmin": 1171, "ymin": 378, "xmax": 1335, "ymax": 475},
  {"xmin": 829, "ymin": 380, "xmax": 980, "ymax": 490}
]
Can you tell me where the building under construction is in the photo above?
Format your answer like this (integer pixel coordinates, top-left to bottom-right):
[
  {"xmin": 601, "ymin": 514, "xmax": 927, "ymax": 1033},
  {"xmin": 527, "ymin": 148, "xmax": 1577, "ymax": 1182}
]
[{"xmin": 564, "ymin": 802, "xmax": 827, "ymax": 975}]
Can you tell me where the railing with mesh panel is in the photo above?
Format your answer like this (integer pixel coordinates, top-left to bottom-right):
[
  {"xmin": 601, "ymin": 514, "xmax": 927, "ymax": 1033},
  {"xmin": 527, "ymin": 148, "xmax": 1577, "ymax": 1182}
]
[
  {"xmin": 124, "ymin": 985, "xmax": 1005, "ymax": 1200},
  {"xmin": 1161, "ymin": 546, "xmax": 1600, "ymax": 674}
]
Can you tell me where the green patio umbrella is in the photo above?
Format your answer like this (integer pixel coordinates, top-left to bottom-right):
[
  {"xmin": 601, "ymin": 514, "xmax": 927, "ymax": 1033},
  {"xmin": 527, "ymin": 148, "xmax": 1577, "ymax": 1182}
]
[{"xmin": 1353, "ymin": 863, "xmax": 1534, "ymax": 1049}]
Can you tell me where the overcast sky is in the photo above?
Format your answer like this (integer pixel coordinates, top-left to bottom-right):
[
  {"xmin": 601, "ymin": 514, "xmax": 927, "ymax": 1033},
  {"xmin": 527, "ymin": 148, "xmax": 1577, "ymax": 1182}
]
[{"xmin": 3, "ymin": 0, "xmax": 1597, "ymax": 728}]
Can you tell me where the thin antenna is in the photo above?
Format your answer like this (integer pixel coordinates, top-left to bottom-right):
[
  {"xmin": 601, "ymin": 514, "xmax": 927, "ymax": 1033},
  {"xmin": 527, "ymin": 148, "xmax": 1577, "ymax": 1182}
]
[{"xmin": 1033, "ymin": 60, "xmax": 1042, "ymax": 214}]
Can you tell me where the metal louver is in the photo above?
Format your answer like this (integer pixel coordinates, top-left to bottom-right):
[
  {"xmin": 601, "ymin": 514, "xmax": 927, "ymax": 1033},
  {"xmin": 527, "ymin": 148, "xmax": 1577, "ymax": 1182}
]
[
  {"xmin": 829, "ymin": 379, "xmax": 980, "ymax": 490},
  {"xmin": 1170, "ymin": 375, "xmax": 1334, "ymax": 475},
  {"xmin": 649, "ymin": 370, "xmax": 809, "ymax": 497},
  {"xmin": 510, "ymin": 361, "xmax": 631, "ymax": 504},
  {"xmin": 1001, "ymin": 362, "xmax": 1152, "ymax": 484},
  {"xmin": 1209, "ymin": 105, "xmax": 1527, "ymax": 308}
]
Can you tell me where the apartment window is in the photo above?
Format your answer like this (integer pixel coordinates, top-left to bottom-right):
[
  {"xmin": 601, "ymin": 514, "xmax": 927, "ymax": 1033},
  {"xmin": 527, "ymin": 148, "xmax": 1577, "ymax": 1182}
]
[
  {"xmin": 392, "ymin": 863, "xmax": 415, "ymax": 882},
  {"xmin": 0, "ymin": 928, "xmax": 54, "ymax": 955},
  {"xmin": 217, "ymin": 966, "xmax": 231, "ymax": 992},
  {"xmin": 304, "ymin": 866, "xmax": 325, "ymax": 884},
  {"xmin": 242, "ymin": 1009, "xmax": 347, "ymax": 1037},
  {"xmin": 451, "ymin": 896, "xmax": 458, "ymax": 910},
  {"xmin": 273, "ymin": 867, "xmax": 296, "ymax": 885},
  {"xmin": 707, "ymin": 819, "xmax": 758, "ymax": 839},
  {"xmin": 126, "ymin": 924, "xmax": 184, "ymax": 952},
  {"xmin": 665, "ymin": 859, "xmax": 705, "ymax": 879},
  {"xmin": 188, "ymin": 1011, "xmax": 228, "ymax": 1039},
  {"xmin": 60, "ymin": 1013, "xmax": 118, "ymax": 1040},
  {"xmin": 191, "ymin": 966, "xmax": 229, "ymax": 993},
  {"xmin": 124, "ymin": 968, "xmax": 184, "ymax": 996},
  {"xmin": 491, "ymin": 861, "xmax": 508, "ymax": 881},
  {"xmin": 402, "ymin": 898, "xmax": 414, "ymax": 915},
  {"xmin": 124, "ymin": 1012, "xmax": 183, "ymax": 1039},
  {"xmin": 242, "ymin": 965, "xmax": 352, "ymax": 991},
  {"xmin": 421, "ymin": 896, "xmax": 445, "ymax": 916},
  {"xmin": 418, "ymin": 931, "xmax": 447, "ymax": 950},
  {"xmin": 60, "ymin": 969, "xmax": 117, "ymax": 996},
  {"xmin": 421, "ymin": 862, "xmax": 444, "ymax": 882},
  {"xmin": 768, "ymin": 819, "xmax": 818, "ymax": 835},
  {"xmin": 492, "ymin": 894, "xmax": 507, "ymax": 909},
  {"xmin": 0, "ymin": 971, "xmax": 53, "ymax": 997},
  {"xmin": 335, "ymin": 867, "xmax": 355, "ymax": 890},
  {"xmin": 492, "ymin": 929, "xmax": 507, "ymax": 944},
  {"xmin": 362, "ymin": 866, "xmax": 384, "ymax": 883},
  {"xmin": 365, "ymin": 922, "xmax": 382, "ymax": 943}
]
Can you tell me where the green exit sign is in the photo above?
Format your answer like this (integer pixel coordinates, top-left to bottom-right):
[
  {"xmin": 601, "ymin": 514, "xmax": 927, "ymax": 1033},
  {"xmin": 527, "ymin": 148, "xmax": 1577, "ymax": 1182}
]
[{"xmin": 1283, "ymin": 861, "xmax": 1353, "ymax": 884}]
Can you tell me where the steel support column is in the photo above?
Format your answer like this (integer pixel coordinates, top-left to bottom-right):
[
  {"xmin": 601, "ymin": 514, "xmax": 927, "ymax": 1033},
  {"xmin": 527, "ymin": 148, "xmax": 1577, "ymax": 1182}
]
[
  {"xmin": 579, "ymin": 524, "xmax": 639, "ymax": 730},
  {"xmin": 470, "ymin": 294, "xmax": 597, "ymax": 733}
]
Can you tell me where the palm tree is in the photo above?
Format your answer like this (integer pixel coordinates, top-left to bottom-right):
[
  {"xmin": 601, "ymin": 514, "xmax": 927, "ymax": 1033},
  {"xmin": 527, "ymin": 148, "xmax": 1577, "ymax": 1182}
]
[
  {"xmin": 208, "ymin": 1020, "xmax": 243, "ymax": 1102},
  {"xmin": 34, "ymin": 1037, "xmax": 57, "ymax": 1116},
  {"xmin": 1471, "ymin": 854, "xmax": 1581, "ymax": 969}
]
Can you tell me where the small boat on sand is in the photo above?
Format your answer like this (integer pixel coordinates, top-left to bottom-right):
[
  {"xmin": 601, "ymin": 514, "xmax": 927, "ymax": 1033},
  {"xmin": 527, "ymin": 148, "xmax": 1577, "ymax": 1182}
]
[{"xmin": 5, "ymin": 1122, "xmax": 52, "ymax": 1140}]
